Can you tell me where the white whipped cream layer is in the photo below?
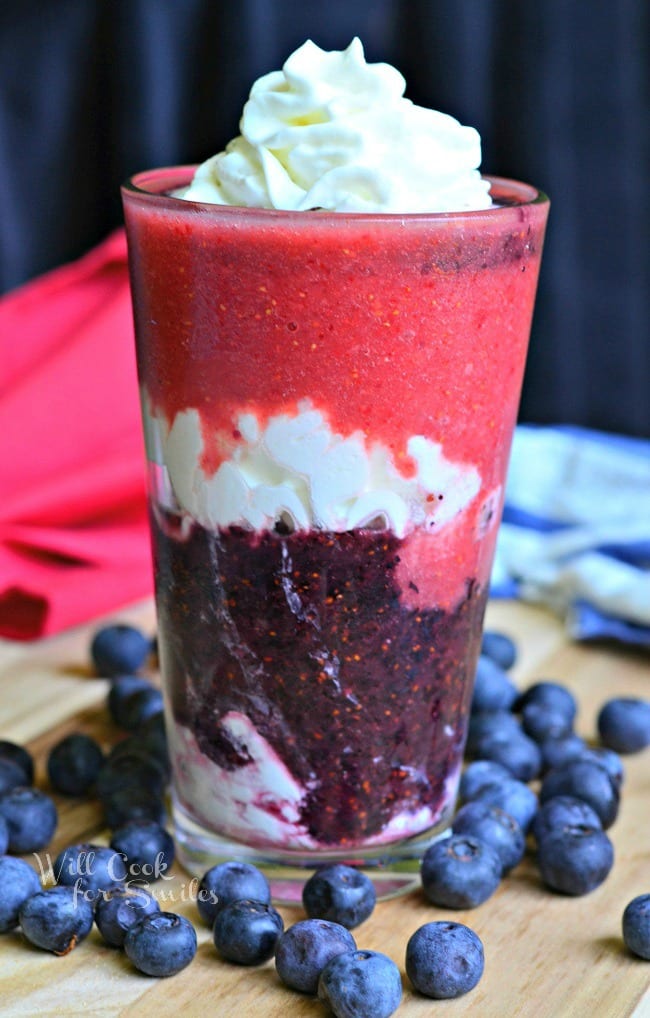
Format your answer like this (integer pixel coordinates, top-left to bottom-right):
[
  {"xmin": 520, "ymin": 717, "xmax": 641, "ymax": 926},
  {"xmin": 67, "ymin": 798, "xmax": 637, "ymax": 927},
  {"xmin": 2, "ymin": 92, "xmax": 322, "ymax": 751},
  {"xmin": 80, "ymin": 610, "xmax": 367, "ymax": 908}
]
[
  {"xmin": 172, "ymin": 713, "xmax": 319, "ymax": 849},
  {"xmin": 180, "ymin": 38, "xmax": 492, "ymax": 214},
  {"xmin": 143, "ymin": 398, "xmax": 482, "ymax": 538}
]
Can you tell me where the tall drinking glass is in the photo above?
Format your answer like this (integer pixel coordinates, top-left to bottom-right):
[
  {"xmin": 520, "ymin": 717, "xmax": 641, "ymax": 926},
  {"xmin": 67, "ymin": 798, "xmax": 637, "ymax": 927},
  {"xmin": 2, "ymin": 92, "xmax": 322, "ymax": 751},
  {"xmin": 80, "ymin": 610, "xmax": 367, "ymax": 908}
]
[{"xmin": 122, "ymin": 168, "xmax": 548, "ymax": 899}]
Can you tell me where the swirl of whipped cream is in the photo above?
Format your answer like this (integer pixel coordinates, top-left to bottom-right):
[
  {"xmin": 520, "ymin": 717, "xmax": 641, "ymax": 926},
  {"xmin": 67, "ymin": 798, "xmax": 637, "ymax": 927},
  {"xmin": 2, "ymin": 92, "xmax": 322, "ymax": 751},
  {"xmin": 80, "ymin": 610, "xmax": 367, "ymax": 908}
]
[{"xmin": 181, "ymin": 38, "xmax": 492, "ymax": 213}]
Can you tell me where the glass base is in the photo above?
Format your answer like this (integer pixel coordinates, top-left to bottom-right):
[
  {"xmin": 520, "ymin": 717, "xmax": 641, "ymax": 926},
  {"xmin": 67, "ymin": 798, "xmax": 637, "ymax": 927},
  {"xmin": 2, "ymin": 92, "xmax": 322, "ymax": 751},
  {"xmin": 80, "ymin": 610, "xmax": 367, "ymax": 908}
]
[{"xmin": 171, "ymin": 792, "xmax": 453, "ymax": 904}]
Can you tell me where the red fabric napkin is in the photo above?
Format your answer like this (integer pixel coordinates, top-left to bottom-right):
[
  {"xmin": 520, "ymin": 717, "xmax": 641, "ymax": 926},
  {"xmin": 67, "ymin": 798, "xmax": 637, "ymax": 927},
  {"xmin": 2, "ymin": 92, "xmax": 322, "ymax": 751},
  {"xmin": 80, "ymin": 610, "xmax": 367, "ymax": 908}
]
[{"xmin": 0, "ymin": 230, "xmax": 153, "ymax": 641}]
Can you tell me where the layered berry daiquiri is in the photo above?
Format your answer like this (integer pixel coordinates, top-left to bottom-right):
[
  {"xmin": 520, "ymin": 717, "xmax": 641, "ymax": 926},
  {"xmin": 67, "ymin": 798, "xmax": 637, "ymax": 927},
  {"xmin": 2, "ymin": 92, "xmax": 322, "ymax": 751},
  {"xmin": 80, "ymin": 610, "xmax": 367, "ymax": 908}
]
[
  {"xmin": 122, "ymin": 39, "xmax": 548, "ymax": 863},
  {"xmin": 125, "ymin": 176, "xmax": 546, "ymax": 853}
]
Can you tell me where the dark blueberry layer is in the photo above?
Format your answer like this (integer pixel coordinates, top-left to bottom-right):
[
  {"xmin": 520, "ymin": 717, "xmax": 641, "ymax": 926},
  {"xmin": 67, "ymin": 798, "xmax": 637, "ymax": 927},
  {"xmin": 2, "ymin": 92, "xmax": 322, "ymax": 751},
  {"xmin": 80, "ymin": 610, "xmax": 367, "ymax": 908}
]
[
  {"xmin": 152, "ymin": 513, "xmax": 487, "ymax": 846},
  {"xmin": 419, "ymin": 209, "xmax": 540, "ymax": 274}
]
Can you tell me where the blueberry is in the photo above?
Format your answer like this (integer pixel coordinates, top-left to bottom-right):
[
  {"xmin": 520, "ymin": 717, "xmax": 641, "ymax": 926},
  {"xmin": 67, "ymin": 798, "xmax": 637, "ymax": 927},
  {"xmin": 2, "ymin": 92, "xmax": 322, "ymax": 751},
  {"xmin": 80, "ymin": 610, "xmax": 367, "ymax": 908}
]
[
  {"xmin": 0, "ymin": 815, "xmax": 7, "ymax": 855},
  {"xmin": 0, "ymin": 786, "xmax": 58, "ymax": 852},
  {"xmin": 471, "ymin": 777, "xmax": 539, "ymax": 833},
  {"xmin": 539, "ymin": 733, "xmax": 587, "ymax": 773},
  {"xmin": 516, "ymin": 681, "xmax": 577, "ymax": 723},
  {"xmin": 302, "ymin": 864, "xmax": 376, "ymax": 930},
  {"xmin": 47, "ymin": 733, "xmax": 105, "ymax": 795},
  {"xmin": 540, "ymin": 759, "xmax": 619, "ymax": 829},
  {"xmin": 275, "ymin": 919, "xmax": 356, "ymax": 994},
  {"xmin": 91, "ymin": 624, "xmax": 151, "ymax": 677},
  {"xmin": 54, "ymin": 843, "xmax": 127, "ymax": 900},
  {"xmin": 318, "ymin": 949, "xmax": 402, "ymax": 1018},
  {"xmin": 452, "ymin": 801, "xmax": 525, "ymax": 873},
  {"xmin": 536, "ymin": 823, "xmax": 614, "ymax": 895},
  {"xmin": 420, "ymin": 834, "xmax": 501, "ymax": 909},
  {"xmin": 96, "ymin": 750, "xmax": 167, "ymax": 801},
  {"xmin": 95, "ymin": 886, "xmax": 161, "ymax": 947},
  {"xmin": 622, "ymin": 894, "xmax": 650, "ymax": 960},
  {"xmin": 136, "ymin": 713, "xmax": 169, "ymax": 770},
  {"xmin": 196, "ymin": 860, "xmax": 271, "ymax": 928},
  {"xmin": 124, "ymin": 911, "xmax": 197, "ymax": 976},
  {"xmin": 597, "ymin": 697, "xmax": 650, "ymax": 754},
  {"xmin": 521, "ymin": 702, "xmax": 574, "ymax": 743},
  {"xmin": 579, "ymin": 746, "xmax": 625, "ymax": 790},
  {"xmin": 406, "ymin": 920, "xmax": 484, "ymax": 998},
  {"xmin": 459, "ymin": 760, "xmax": 512, "ymax": 803},
  {"xmin": 466, "ymin": 709, "xmax": 521, "ymax": 755},
  {"xmin": 0, "ymin": 856, "xmax": 41, "ymax": 932},
  {"xmin": 468, "ymin": 725, "xmax": 542, "ymax": 782},
  {"xmin": 0, "ymin": 758, "xmax": 27, "ymax": 796},
  {"xmin": 107, "ymin": 735, "xmax": 171, "ymax": 782},
  {"xmin": 110, "ymin": 820, "xmax": 175, "ymax": 883},
  {"xmin": 212, "ymin": 899, "xmax": 284, "ymax": 965},
  {"xmin": 481, "ymin": 630, "xmax": 517, "ymax": 670},
  {"xmin": 471, "ymin": 656, "xmax": 518, "ymax": 713},
  {"xmin": 19, "ymin": 885, "xmax": 94, "ymax": 954},
  {"xmin": 118, "ymin": 688, "xmax": 164, "ymax": 732},
  {"xmin": 107, "ymin": 675, "xmax": 154, "ymax": 727},
  {"xmin": 0, "ymin": 740, "xmax": 34, "ymax": 784},
  {"xmin": 531, "ymin": 795, "xmax": 602, "ymax": 845},
  {"xmin": 102, "ymin": 788, "xmax": 167, "ymax": 830}
]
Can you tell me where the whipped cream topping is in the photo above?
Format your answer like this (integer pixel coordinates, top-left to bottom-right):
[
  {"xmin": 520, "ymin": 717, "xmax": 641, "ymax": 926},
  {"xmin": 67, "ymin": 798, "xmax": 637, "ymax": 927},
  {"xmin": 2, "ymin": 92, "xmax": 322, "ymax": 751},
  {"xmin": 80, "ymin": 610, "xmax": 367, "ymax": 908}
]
[
  {"xmin": 180, "ymin": 38, "xmax": 492, "ymax": 213},
  {"xmin": 144, "ymin": 398, "xmax": 482, "ymax": 538}
]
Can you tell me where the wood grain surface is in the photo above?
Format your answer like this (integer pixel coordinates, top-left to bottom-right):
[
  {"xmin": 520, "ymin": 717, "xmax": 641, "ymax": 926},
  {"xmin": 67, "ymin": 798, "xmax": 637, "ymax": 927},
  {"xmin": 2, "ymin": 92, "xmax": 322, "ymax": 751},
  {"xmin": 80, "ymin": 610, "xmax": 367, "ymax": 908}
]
[{"xmin": 1, "ymin": 598, "xmax": 649, "ymax": 1018}]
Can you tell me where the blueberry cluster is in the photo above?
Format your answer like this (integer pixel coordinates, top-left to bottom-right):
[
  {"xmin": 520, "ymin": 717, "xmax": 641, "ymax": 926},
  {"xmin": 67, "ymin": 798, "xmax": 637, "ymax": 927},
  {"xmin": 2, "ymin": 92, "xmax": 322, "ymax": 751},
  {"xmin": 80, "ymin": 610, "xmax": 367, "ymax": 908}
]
[
  {"xmin": 200, "ymin": 860, "xmax": 400, "ymax": 1016},
  {"xmin": 1, "ymin": 621, "xmax": 649, "ymax": 1012},
  {"xmin": 0, "ymin": 739, "xmax": 57, "ymax": 853},
  {"xmin": 427, "ymin": 630, "xmax": 650, "ymax": 913},
  {"xmin": 195, "ymin": 859, "xmax": 400, "ymax": 1016},
  {"xmin": 0, "ymin": 623, "xmax": 195, "ymax": 977},
  {"xmin": 197, "ymin": 858, "xmax": 486, "ymax": 1011}
]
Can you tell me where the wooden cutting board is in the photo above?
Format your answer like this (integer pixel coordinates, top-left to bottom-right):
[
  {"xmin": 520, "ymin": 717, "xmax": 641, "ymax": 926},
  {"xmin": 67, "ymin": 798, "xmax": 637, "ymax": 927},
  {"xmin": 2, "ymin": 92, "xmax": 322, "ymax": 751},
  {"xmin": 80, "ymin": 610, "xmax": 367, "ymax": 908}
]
[{"xmin": 0, "ymin": 598, "xmax": 649, "ymax": 1017}]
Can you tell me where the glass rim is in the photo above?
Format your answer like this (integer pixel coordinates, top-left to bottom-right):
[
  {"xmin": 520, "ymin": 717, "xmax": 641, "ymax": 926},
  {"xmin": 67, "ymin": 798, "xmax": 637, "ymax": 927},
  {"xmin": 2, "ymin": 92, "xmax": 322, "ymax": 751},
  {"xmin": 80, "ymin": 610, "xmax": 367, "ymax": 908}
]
[{"xmin": 122, "ymin": 165, "xmax": 549, "ymax": 222}]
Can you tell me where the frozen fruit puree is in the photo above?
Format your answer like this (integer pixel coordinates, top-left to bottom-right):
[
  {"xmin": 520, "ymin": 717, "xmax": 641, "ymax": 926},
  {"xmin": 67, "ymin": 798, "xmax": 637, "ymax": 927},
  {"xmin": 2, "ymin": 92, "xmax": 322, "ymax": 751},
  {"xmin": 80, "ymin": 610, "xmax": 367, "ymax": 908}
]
[{"xmin": 122, "ymin": 40, "xmax": 548, "ymax": 856}]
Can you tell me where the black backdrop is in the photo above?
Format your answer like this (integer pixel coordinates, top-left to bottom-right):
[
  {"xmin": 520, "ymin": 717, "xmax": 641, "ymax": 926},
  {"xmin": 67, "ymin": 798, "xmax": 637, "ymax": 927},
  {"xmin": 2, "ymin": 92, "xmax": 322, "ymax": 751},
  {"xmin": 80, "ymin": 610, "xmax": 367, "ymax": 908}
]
[{"xmin": 1, "ymin": 1, "xmax": 648, "ymax": 436}]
